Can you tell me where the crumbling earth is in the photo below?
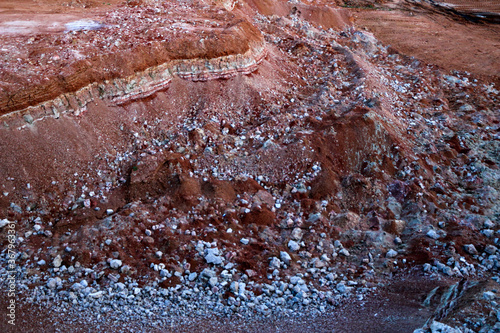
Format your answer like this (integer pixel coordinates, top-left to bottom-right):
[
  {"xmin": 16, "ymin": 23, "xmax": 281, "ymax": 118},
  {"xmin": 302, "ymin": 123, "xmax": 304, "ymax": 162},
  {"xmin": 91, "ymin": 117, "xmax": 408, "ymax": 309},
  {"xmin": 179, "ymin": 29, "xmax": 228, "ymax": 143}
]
[{"xmin": 0, "ymin": 0, "xmax": 499, "ymax": 332}]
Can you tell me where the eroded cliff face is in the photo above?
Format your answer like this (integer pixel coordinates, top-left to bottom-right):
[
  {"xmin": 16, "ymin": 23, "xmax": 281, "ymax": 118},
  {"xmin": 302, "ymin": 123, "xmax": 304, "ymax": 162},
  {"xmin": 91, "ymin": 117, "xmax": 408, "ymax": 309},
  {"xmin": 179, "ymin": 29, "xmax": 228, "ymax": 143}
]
[{"xmin": 0, "ymin": 0, "xmax": 499, "ymax": 331}]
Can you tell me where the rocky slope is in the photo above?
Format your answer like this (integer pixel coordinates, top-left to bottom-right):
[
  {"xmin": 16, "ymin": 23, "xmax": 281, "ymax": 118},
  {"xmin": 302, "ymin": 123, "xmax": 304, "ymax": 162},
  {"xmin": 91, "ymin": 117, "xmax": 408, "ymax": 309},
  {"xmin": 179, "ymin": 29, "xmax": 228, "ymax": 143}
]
[{"xmin": 0, "ymin": 0, "xmax": 499, "ymax": 332}]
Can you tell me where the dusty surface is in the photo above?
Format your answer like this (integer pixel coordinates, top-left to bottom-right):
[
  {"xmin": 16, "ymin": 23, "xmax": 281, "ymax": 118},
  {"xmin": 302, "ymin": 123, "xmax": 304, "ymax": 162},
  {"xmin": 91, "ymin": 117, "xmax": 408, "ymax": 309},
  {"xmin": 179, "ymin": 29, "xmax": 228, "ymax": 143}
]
[
  {"xmin": 354, "ymin": 0, "xmax": 500, "ymax": 77},
  {"xmin": 0, "ymin": 0, "xmax": 499, "ymax": 332}
]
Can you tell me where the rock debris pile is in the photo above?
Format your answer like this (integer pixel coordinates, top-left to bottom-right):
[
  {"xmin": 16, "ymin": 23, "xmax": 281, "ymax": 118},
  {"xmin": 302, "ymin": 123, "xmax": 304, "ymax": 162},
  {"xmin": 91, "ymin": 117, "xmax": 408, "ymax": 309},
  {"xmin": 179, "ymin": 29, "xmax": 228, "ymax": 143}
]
[{"xmin": 0, "ymin": 0, "xmax": 499, "ymax": 331}]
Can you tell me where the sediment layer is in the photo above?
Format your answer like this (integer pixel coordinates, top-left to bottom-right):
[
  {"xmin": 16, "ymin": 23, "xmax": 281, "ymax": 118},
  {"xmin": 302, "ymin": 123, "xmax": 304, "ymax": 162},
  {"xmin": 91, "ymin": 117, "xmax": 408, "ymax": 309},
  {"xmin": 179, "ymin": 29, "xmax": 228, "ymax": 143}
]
[{"xmin": 0, "ymin": 41, "xmax": 267, "ymax": 129}]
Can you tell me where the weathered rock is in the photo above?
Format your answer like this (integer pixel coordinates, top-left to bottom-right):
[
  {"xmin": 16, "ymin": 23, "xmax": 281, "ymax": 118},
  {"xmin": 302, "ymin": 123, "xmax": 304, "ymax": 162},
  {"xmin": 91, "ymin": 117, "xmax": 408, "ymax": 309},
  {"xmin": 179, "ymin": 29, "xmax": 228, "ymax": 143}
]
[
  {"xmin": 0, "ymin": 219, "xmax": 11, "ymax": 229},
  {"xmin": 208, "ymin": 276, "xmax": 218, "ymax": 287},
  {"xmin": 384, "ymin": 220, "xmax": 406, "ymax": 236},
  {"xmin": 280, "ymin": 251, "xmax": 292, "ymax": 265},
  {"xmin": 205, "ymin": 248, "xmax": 223, "ymax": 265},
  {"xmin": 464, "ymin": 244, "xmax": 478, "ymax": 255},
  {"xmin": 386, "ymin": 249, "xmax": 398, "ymax": 258},
  {"xmin": 253, "ymin": 190, "xmax": 275, "ymax": 208},
  {"xmin": 485, "ymin": 245, "xmax": 497, "ymax": 255},
  {"xmin": 291, "ymin": 228, "xmax": 304, "ymax": 241},
  {"xmin": 288, "ymin": 240, "xmax": 300, "ymax": 251},
  {"xmin": 339, "ymin": 248, "xmax": 350, "ymax": 257},
  {"xmin": 52, "ymin": 255, "xmax": 62, "ymax": 268},
  {"xmin": 386, "ymin": 197, "xmax": 402, "ymax": 219},
  {"xmin": 269, "ymin": 257, "xmax": 281, "ymax": 269},
  {"xmin": 109, "ymin": 259, "xmax": 123, "ymax": 269},
  {"xmin": 331, "ymin": 212, "xmax": 361, "ymax": 230},
  {"xmin": 426, "ymin": 229, "xmax": 440, "ymax": 240}
]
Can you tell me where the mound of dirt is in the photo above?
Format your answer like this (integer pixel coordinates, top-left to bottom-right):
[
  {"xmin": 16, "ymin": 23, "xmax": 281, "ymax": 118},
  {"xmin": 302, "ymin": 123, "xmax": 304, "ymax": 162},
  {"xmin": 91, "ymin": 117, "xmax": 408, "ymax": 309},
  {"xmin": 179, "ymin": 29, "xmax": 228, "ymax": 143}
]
[{"xmin": 0, "ymin": 0, "xmax": 499, "ymax": 332}]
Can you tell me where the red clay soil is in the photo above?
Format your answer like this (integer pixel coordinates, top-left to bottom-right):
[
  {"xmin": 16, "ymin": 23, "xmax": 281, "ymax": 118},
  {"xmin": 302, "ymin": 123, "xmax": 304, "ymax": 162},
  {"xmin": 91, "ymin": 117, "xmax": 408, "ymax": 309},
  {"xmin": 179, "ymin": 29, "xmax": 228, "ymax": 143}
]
[
  {"xmin": 0, "ymin": 0, "xmax": 499, "ymax": 332},
  {"xmin": 353, "ymin": 0, "xmax": 500, "ymax": 77}
]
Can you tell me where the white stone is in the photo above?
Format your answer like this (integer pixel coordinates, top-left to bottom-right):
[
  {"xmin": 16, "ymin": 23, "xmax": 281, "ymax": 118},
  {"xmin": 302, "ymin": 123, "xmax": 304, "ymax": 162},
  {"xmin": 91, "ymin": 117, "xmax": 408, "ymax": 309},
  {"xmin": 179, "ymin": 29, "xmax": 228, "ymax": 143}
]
[
  {"xmin": 0, "ymin": 219, "xmax": 11, "ymax": 229},
  {"xmin": 52, "ymin": 255, "xmax": 62, "ymax": 268},
  {"xmin": 109, "ymin": 259, "xmax": 123, "ymax": 269},
  {"xmin": 47, "ymin": 278, "xmax": 58, "ymax": 290},
  {"xmin": 426, "ymin": 229, "xmax": 440, "ymax": 240},
  {"xmin": 280, "ymin": 251, "xmax": 292, "ymax": 265},
  {"xmin": 205, "ymin": 249, "xmax": 223, "ymax": 265},
  {"xmin": 386, "ymin": 249, "xmax": 398, "ymax": 258},
  {"xmin": 269, "ymin": 257, "xmax": 281, "ymax": 269},
  {"xmin": 208, "ymin": 277, "xmax": 218, "ymax": 287},
  {"xmin": 339, "ymin": 248, "xmax": 350, "ymax": 257},
  {"xmin": 89, "ymin": 291, "xmax": 103, "ymax": 298},
  {"xmin": 291, "ymin": 228, "xmax": 304, "ymax": 241},
  {"xmin": 288, "ymin": 240, "xmax": 300, "ymax": 251}
]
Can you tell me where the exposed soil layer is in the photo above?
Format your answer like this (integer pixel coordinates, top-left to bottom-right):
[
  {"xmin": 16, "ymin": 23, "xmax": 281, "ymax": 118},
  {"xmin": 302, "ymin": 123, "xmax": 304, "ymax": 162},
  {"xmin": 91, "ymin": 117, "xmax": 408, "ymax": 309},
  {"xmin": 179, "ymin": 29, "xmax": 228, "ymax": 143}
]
[{"xmin": 0, "ymin": 0, "xmax": 499, "ymax": 332}]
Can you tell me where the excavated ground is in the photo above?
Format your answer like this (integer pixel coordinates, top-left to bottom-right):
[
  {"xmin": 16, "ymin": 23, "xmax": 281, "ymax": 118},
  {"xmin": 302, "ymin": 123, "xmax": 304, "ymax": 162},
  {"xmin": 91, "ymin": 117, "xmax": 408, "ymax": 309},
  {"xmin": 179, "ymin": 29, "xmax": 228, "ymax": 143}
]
[{"xmin": 0, "ymin": 0, "xmax": 499, "ymax": 332}]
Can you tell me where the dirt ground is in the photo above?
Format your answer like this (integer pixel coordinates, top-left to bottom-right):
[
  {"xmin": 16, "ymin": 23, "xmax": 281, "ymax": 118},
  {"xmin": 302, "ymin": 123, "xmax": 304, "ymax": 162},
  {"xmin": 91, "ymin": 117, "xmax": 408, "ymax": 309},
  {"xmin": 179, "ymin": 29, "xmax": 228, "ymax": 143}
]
[
  {"xmin": 0, "ymin": 0, "xmax": 499, "ymax": 332},
  {"xmin": 353, "ymin": 0, "xmax": 500, "ymax": 77}
]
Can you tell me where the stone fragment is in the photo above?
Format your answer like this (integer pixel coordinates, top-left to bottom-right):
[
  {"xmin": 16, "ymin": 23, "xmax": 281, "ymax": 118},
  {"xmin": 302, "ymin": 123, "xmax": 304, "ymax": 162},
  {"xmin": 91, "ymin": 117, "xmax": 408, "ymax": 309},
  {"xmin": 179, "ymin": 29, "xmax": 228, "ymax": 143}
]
[
  {"xmin": 307, "ymin": 213, "xmax": 322, "ymax": 224},
  {"xmin": 426, "ymin": 230, "xmax": 440, "ymax": 240},
  {"xmin": 291, "ymin": 228, "xmax": 304, "ymax": 241},
  {"xmin": 464, "ymin": 244, "xmax": 478, "ymax": 255},
  {"xmin": 208, "ymin": 277, "xmax": 218, "ymax": 287},
  {"xmin": 52, "ymin": 255, "xmax": 62, "ymax": 268},
  {"xmin": 336, "ymin": 282, "xmax": 347, "ymax": 294},
  {"xmin": 386, "ymin": 249, "xmax": 398, "ymax": 258},
  {"xmin": 331, "ymin": 212, "xmax": 361, "ymax": 229},
  {"xmin": 429, "ymin": 321, "xmax": 463, "ymax": 333},
  {"xmin": 483, "ymin": 291, "xmax": 496, "ymax": 301},
  {"xmin": 288, "ymin": 240, "xmax": 300, "ymax": 251},
  {"xmin": 47, "ymin": 278, "xmax": 58, "ymax": 290},
  {"xmin": 269, "ymin": 257, "xmax": 281, "ymax": 269},
  {"xmin": 0, "ymin": 219, "xmax": 11, "ymax": 229},
  {"xmin": 109, "ymin": 259, "xmax": 123, "ymax": 269},
  {"xmin": 482, "ymin": 229, "xmax": 494, "ymax": 237},
  {"xmin": 483, "ymin": 220, "xmax": 495, "ymax": 229},
  {"xmin": 205, "ymin": 248, "xmax": 223, "ymax": 265},
  {"xmin": 485, "ymin": 245, "xmax": 497, "ymax": 255},
  {"xmin": 280, "ymin": 251, "xmax": 292, "ymax": 265},
  {"xmin": 339, "ymin": 249, "xmax": 350, "ymax": 257}
]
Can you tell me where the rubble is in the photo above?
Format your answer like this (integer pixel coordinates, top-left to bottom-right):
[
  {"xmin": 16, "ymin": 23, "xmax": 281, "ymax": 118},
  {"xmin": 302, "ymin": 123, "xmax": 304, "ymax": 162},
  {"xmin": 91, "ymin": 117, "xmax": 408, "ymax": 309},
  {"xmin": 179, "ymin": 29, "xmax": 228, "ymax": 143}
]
[{"xmin": 0, "ymin": 0, "xmax": 499, "ymax": 331}]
